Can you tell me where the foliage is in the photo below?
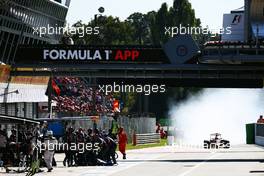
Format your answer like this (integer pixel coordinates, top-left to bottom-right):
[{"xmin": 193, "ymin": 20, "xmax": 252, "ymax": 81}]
[
  {"xmin": 121, "ymin": 139, "xmax": 167, "ymax": 151},
  {"xmin": 69, "ymin": 0, "xmax": 204, "ymax": 115}
]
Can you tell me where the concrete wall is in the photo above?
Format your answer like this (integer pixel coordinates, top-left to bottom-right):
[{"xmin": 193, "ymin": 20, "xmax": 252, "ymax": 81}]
[
  {"xmin": 255, "ymin": 123, "xmax": 264, "ymax": 146},
  {"xmin": 255, "ymin": 136, "xmax": 264, "ymax": 146}
]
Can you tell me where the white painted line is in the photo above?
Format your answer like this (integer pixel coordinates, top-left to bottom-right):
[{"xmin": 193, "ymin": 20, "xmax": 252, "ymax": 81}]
[
  {"xmin": 177, "ymin": 153, "xmax": 220, "ymax": 176},
  {"xmin": 79, "ymin": 148, "xmax": 173, "ymax": 176},
  {"xmin": 78, "ymin": 161, "xmax": 146, "ymax": 176}
]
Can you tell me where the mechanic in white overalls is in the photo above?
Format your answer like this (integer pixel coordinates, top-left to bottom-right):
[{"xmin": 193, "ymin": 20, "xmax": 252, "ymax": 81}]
[{"xmin": 43, "ymin": 130, "xmax": 57, "ymax": 172}]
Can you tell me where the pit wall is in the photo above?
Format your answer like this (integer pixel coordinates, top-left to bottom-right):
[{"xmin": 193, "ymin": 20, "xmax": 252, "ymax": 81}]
[{"xmin": 255, "ymin": 123, "xmax": 264, "ymax": 146}]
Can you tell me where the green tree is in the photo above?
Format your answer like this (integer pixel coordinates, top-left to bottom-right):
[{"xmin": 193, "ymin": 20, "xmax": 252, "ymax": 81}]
[
  {"xmin": 68, "ymin": 0, "xmax": 204, "ymax": 116},
  {"xmin": 127, "ymin": 13, "xmax": 150, "ymax": 45},
  {"xmin": 155, "ymin": 3, "xmax": 170, "ymax": 44}
]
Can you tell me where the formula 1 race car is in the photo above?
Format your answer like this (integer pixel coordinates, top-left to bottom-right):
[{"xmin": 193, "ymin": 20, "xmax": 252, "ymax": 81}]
[{"xmin": 203, "ymin": 133, "xmax": 230, "ymax": 149}]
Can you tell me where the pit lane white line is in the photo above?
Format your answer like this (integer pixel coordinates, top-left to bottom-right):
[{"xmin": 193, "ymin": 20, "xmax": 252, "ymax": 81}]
[
  {"xmin": 177, "ymin": 152, "xmax": 220, "ymax": 176},
  {"xmin": 79, "ymin": 148, "xmax": 174, "ymax": 176},
  {"xmin": 78, "ymin": 161, "xmax": 148, "ymax": 176},
  {"xmin": 79, "ymin": 148, "xmax": 218, "ymax": 176}
]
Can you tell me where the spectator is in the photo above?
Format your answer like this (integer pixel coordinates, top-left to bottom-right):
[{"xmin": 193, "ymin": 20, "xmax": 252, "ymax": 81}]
[
  {"xmin": 51, "ymin": 77, "xmax": 114, "ymax": 115},
  {"xmin": 156, "ymin": 123, "xmax": 161, "ymax": 133},
  {"xmin": 257, "ymin": 115, "xmax": 264, "ymax": 123}
]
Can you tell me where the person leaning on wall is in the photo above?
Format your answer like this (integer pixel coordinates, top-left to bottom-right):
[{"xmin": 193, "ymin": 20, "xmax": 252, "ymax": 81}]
[{"xmin": 257, "ymin": 115, "xmax": 264, "ymax": 123}]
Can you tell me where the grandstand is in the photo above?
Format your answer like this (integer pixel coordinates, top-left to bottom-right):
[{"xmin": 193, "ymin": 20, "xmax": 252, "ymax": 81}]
[
  {"xmin": 51, "ymin": 77, "xmax": 114, "ymax": 117},
  {"xmin": 0, "ymin": 0, "xmax": 70, "ymax": 64},
  {"xmin": 0, "ymin": 0, "xmax": 116, "ymax": 118}
]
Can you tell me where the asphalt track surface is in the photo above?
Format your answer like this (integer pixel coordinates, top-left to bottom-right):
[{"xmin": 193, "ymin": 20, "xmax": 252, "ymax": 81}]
[{"xmin": 2, "ymin": 144, "xmax": 264, "ymax": 176}]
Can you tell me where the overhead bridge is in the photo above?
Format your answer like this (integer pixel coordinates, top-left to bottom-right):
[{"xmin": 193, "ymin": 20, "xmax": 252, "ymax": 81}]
[
  {"xmin": 10, "ymin": 35, "xmax": 264, "ymax": 88},
  {"xmin": 11, "ymin": 64, "xmax": 264, "ymax": 88}
]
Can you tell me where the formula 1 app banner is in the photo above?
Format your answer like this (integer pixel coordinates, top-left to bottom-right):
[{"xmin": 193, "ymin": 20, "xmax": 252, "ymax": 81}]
[{"xmin": 16, "ymin": 45, "xmax": 169, "ymax": 64}]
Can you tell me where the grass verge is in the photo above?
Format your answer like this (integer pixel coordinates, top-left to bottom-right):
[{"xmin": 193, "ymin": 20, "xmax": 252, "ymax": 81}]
[{"xmin": 118, "ymin": 139, "xmax": 167, "ymax": 151}]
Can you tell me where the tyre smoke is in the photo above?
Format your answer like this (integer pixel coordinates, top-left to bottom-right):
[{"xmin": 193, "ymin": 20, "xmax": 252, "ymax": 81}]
[{"xmin": 169, "ymin": 89, "xmax": 263, "ymax": 145}]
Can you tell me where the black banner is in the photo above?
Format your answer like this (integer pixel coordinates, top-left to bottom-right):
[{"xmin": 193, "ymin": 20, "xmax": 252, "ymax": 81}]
[{"xmin": 15, "ymin": 45, "xmax": 170, "ymax": 64}]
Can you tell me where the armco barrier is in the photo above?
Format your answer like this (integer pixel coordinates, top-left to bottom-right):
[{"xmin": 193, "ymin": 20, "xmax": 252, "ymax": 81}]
[{"xmin": 133, "ymin": 133, "xmax": 161, "ymax": 146}]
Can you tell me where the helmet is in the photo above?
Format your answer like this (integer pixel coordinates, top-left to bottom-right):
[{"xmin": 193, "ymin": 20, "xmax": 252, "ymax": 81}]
[{"xmin": 46, "ymin": 130, "xmax": 53, "ymax": 136}]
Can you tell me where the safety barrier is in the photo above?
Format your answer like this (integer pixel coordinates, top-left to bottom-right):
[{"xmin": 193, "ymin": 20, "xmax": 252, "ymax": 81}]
[
  {"xmin": 246, "ymin": 123, "xmax": 264, "ymax": 146},
  {"xmin": 132, "ymin": 133, "xmax": 161, "ymax": 146},
  {"xmin": 255, "ymin": 123, "xmax": 264, "ymax": 146}
]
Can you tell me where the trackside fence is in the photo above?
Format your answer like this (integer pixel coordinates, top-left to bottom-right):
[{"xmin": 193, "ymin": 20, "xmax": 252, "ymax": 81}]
[{"xmin": 132, "ymin": 133, "xmax": 161, "ymax": 146}]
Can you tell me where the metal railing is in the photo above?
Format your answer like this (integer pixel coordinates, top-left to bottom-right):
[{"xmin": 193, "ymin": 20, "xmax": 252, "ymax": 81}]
[{"xmin": 132, "ymin": 133, "xmax": 160, "ymax": 146}]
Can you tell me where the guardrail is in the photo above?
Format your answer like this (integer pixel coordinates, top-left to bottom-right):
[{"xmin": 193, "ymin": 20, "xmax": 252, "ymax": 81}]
[{"xmin": 132, "ymin": 133, "xmax": 161, "ymax": 146}]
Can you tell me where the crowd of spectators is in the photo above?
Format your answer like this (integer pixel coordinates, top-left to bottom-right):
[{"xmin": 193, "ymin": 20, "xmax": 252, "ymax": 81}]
[{"xmin": 51, "ymin": 77, "xmax": 114, "ymax": 115}]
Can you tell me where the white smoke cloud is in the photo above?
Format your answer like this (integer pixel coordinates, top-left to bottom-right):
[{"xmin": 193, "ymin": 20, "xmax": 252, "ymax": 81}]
[{"xmin": 169, "ymin": 89, "xmax": 264, "ymax": 145}]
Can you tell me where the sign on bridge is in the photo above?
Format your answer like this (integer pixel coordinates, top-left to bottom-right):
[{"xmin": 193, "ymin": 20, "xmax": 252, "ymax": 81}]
[
  {"xmin": 15, "ymin": 35, "xmax": 200, "ymax": 66},
  {"xmin": 16, "ymin": 45, "xmax": 170, "ymax": 65}
]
